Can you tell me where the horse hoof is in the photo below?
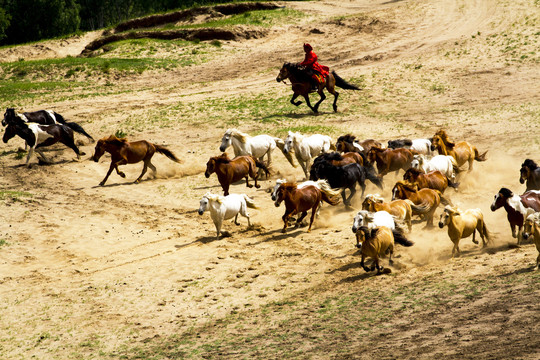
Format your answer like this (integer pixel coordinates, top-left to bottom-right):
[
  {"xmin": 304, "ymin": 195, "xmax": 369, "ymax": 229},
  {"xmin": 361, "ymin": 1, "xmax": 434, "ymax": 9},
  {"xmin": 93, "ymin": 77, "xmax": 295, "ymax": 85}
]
[
  {"xmin": 119, "ymin": 173, "xmax": 126, "ymax": 178},
  {"xmin": 255, "ymin": 185, "xmax": 261, "ymax": 188},
  {"xmin": 281, "ymin": 229, "xmax": 287, "ymax": 234},
  {"xmin": 99, "ymin": 182, "xmax": 105, "ymax": 186},
  {"xmin": 247, "ymin": 185, "xmax": 253, "ymax": 188}
]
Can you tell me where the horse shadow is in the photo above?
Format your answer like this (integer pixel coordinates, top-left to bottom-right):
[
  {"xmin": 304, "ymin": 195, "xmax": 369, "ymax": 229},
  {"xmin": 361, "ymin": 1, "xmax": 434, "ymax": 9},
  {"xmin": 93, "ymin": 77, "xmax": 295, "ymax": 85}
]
[
  {"xmin": 248, "ymin": 228, "xmax": 305, "ymax": 245},
  {"xmin": 260, "ymin": 110, "xmax": 334, "ymax": 122},
  {"xmin": 175, "ymin": 236, "xmax": 219, "ymax": 249}
]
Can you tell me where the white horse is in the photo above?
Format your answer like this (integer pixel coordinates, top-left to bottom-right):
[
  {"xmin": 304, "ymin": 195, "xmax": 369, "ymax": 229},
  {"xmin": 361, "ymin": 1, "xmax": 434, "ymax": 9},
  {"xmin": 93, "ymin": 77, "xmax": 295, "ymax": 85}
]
[
  {"xmin": 198, "ymin": 192, "xmax": 257, "ymax": 239},
  {"xmin": 388, "ymin": 138, "xmax": 433, "ymax": 155},
  {"xmin": 282, "ymin": 131, "xmax": 334, "ymax": 179},
  {"xmin": 351, "ymin": 210, "xmax": 406, "ymax": 234},
  {"xmin": 411, "ymin": 154, "xmax": 458, "ymax": 180},
  {"xmin": 219, "ymin": 128, "xmax": 282, "ymax": 168}
]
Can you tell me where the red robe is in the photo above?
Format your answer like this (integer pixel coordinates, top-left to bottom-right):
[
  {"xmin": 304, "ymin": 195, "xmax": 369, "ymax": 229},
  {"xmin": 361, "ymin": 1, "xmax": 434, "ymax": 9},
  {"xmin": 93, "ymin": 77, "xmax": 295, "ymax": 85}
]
[{"xmin": 300, "ymin": 50, "xmax": 329, "ymax": 78}]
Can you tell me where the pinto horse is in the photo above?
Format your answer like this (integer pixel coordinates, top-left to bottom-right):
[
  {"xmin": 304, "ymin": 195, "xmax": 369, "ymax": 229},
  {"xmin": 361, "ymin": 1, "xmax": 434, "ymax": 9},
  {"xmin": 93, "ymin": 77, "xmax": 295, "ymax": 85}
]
[
  {"xmin": 274, "ymin": 182, "xmax": 340, "ymax": 233},
  {"xmin": 3, "ymin": 108, "xmax": 93, "ymax": 141},
  {"xmin": 276, "ymin": 62, "xmax": 360, "ymax": 113},
  {"xmin": 3, "ymin": 115, "xmax": 82, "ymax": 167},
  {"xmin": 205, "ymin": 153, "xmax": 270, "ymax": 196},
  {"xmin": 92, "ymin": 135, "xmax": 181, "ymax": 186},
  {"xmin": 520, "ymin": 159, "xmax": 540, "ymax": 191},
  {"xmin": 431, "ymin": 130, "xmax": 487, "ymax": 171},
  {"xmin": 387, "ymin": 138, "xmax": 433, "ymax": 156},
  {"xmin": 403, "ymin": 167, "xmax": 458, "ymax": 193},
  {"xmin": 490, "ymin": 187, "xmax": 540, "ymax": 243},
  {"xmin": 367, "ymin": 147, "xmax": 414, "ymax": 177},
  {"xmin": 335, "ymin": 134, "xmax": 381, "ymax": 154}
]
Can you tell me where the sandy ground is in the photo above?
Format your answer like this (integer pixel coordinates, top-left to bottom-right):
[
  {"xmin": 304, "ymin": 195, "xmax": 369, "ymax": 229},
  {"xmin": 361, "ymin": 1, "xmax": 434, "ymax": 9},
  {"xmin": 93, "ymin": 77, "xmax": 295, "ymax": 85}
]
[{"xmin": 0, "ymin": 0, "xmax": 539, "ymax": 358}]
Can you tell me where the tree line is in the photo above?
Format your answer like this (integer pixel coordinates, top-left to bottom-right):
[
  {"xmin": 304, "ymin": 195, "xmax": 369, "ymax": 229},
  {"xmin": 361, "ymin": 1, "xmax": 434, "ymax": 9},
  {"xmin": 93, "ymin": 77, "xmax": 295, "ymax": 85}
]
[{"xmin": 0, "ymin": 0, "xmax": 246, "ymax": 46}]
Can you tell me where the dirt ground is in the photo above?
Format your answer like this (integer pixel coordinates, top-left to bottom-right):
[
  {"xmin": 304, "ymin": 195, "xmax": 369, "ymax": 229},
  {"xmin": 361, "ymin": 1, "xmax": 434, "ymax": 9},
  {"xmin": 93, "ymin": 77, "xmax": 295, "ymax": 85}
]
[{"xmin": 0, "ymin": 0, "xmax": 539, "ymax": 359}]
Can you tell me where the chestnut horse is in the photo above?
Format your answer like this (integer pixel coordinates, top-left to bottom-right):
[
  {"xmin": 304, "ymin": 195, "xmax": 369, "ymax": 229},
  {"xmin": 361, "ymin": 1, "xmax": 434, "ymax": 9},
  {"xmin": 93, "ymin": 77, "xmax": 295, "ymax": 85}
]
[
  {"xmin": 403, "ymin": 168, "xmax": 459, "ymax": 193},
  {"xmin": 392, "ymin": 181, "xmax": 452, "ymax": 227},
  {"xmin": 274, "ymin": 182, "xmax": 340, "ymax": 233},
  {"xmin": 431, "ymin": 130, "xmax": 487, "ymax": 171},
  {"xmin": 205, "ymin": 153, "xmax": 270, "ymax": 196},
  {"xmin": 522, "ymin": 213, "xmax": 540, "ymax": 270},
  {"xmin": 367, "ymin": 147, "xmax": 414, "ymax": 177},
  {"xmin": 335, "ymin": 134, "xmax": 381, "ymax": 154},
  {"xmin": 92, "ymin": 135, "xmax": 181, "ymax": 186},
  {"xmin": 520, "ymin": 159, "xmax": 540, "ymax": 191},
  {"xmin": 362, "ymin": 194, "xmax": 413, "ymax": 232}
]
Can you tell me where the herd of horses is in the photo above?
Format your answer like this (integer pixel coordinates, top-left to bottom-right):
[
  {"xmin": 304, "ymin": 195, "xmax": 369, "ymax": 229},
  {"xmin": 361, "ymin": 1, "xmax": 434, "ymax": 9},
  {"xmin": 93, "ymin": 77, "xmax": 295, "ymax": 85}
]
[{"xmin": 3, "ymin": 105, "xmax": 540, "ymax": 274}]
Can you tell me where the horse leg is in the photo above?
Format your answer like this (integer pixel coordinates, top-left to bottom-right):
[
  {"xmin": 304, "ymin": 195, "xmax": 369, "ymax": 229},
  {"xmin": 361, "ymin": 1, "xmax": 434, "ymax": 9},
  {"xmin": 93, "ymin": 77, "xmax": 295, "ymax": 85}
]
[
  {"xmin": 303, "ymin": 94, "xmax": 317, "ymax": 114},
  {"xmin": 135, "ymin": 160, "xmax": 150, "ymax": 183},
  {"xmin": 62, "ymin": 137, "xmax": 81, "ymax": 160},
  {"xmin": 332, "ymin": 90, "xmax": 339, "ymax": 113},
  {"xmin": 347, "ymin": 186, "xmax": 357, "ymax": 207},
  {"xmin": 282, "ymin": 210, "xmax": 293, "ymax": 233},
  {"xmin": 35, "ymin": 149, "xmax": 51, "ymax": 163},
  {"xmin": 472, "ymin": 229, "xmax": 479, "ymax": 244},
  {"xmin": 239, "ymin": 201, "xmax": 251, "ymax": 227},
  {"xmin": 100, "ymin": 162, "xmax": 117, "ymax": 186},
  {"xmin": 26, "ymin": 147, "xmax": 35, "ymax": 168},
  {"xmin": 388, "ymin": 244, "xmax": 394, "ymax": 265},
  {"xmin": 234, "ymin": 214, "xmax": 240, "ymax": 225},
  {"xmin": 452, "ymin": 239, "xmax": 460, "ymax": 258},
  {"xmin": 313, "ymin": 90, "xmax": 326, "ymax": 113},
  {"xmin": 214, "ymin": 218, "xmax": 222, "ymax": 239},
  {"xmin": 307, "ymin": 204, "xmax": 319, "ymax": 232},
  {"xmin": 290, "ymin": 92, "xmax": 303, "ymax": 107},
  {"xmin": 148, "ymin": 161, "xmax": 157, "ymax": 174},
  {"xmin": 296, "ymin": 211, "xmax": 308, "ymax": 229}
]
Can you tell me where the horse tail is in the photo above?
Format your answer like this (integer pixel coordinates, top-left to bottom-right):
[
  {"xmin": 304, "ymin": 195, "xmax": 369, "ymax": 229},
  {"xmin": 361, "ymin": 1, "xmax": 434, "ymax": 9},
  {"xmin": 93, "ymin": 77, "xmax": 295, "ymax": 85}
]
[
  {"xmin": 53, "ymin": 112, "xmax": 67, "ymax": 124},
  {"xmin": 392, "ymin": 229, "xmax": 414, "ymax": 247},
  {"xmin": 332, "ymin": 71, "xmax": 361, "ymax": 90},
  {"xmin": 275, "ymin": 138, "xmax": 298, "ymax": 168},
  {"xmin": 447, "ymin": 176, "xmax": 460, "ymax": 190},
  {"xmin": 410, "ymin": 202, "xmax": 431, "ymax": 214},
  {"xmin": 474, "ymin": 147, "xmax": 488, "ymax": 162},
  {"xmin": 318, "ymin": 181, "xmax": 341, "ymax": 206},
  {"xmin": 155, "ymin": 145, "xmax": 182, "ymax": 163},
  {"xmin": 436, "ymin": 190, "xmax": 453, "ymax": 206},
  {"xmin": 254, "ymin": 158, "xmax": 270, "ymax": 177},
  {"xmin": 364, "ymin": 165, "xmax": 384, "ymax": 190},
  {"xmin": 243, "ymin": 194, "xmax": 258, "ymax": 209},
  {"xmin": 65, "ymin": 122, "xmax": 94, "ymax": 141}
]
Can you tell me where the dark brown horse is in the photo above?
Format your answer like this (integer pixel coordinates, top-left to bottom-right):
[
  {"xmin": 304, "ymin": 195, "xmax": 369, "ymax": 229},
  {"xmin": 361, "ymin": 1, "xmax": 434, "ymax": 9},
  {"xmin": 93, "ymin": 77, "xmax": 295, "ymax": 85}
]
[
  {"xmin": 520, "ymin": 159, "xmax": 540, "ymax": 191},
  {"xmin": 92, "ymin": 135, "xmax": 181, "ymax": 186},
  {"xmin": 403, "ymin": 168, "xmax": 459, "ymax": 193},
  {"xmin": 313, "ymin": 151, "xmax": 366, "ymax": 167},
  {"xmin": 276, "ymin": 62, "xmax": 360, "ymax": 113},
  {"xmin": 205, "ymin": 153, "xmax": 269, "ymax": 196},
  {"xmin": 367, "ymin": 147, "xmax": 414, "ymax": 177},
  {"xmin": 431, "ymin": 130, "xmax": 487, "ymax": 171},
  {"xmin": 274, "ymin": 182, "xmax": 340, "ymax": 233},
  {"xmin": 335, "ymin": 134, "xmax": 381, "ymax": 154}
]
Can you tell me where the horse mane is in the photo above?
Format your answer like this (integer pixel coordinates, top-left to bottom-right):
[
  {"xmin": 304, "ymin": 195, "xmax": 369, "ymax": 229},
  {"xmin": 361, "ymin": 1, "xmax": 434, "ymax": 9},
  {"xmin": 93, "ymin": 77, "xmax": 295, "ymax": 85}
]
[
  {"xmin": 443, "ymin": 204, "xmax": 460, "ymax": 215},
  {"xmin": 213, "ymin": 153, "xmax": 231, "ymax": 164},
  {"xmin": 498, "ymin": 187, "xmax": 513, "ymax": 198},
  {"xmin": 319, "ymin": 152, "xmax": 344, "ymax": 162},
  {"xmin": 283, "ymin": 62, "xmax": 312, "ymax": 83},
  {"xmin": 203, "ymin": 192, "xmax": 224, "ymax": 204},
  {"xmin": 435, "ymin": 130, "xmax": 456, "ymax": 148},
  {"xmin": 281, "ymin": 182, "xmax": 298, "ymax": 191},
  {"xmin": 100, "ymin": 135, "xmax": 128, "ymax": 146},
  {"xmin": 337, "ymin": 134, "xmax": 357, "ymax": 144},
  {"xmin": 226, "ymin": 128, "xmax": 248, "ymax": 144},
  {"xmin": 395, "ymin": 180, "xmax": 418, "ymax": 192},
  {"xmin": 366, "ymin": 194, "xmax": 384, "ymax": 203},
  {"xmin": 526, "ymin": 212, "xmax": 540, "ymax": 224},
  {"xmin": 522, "ymin": 159, "xmax": 538, "ymax": 170},
  {"xmin": 404, "ymin": 167, "xmax": 423, "ymax": 177}
]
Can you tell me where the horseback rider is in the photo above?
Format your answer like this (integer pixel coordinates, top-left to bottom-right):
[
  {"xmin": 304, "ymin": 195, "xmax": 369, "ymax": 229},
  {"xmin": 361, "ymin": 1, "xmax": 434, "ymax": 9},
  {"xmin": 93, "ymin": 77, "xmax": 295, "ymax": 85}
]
[{"xmin": 299, "ymin": 43, "xmax": 329, "ymax": 90}]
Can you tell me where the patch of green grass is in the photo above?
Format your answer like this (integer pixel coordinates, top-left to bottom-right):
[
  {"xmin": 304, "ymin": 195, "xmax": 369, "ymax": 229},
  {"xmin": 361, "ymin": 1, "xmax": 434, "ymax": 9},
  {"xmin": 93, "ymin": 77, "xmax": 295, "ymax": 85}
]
[
  {"xmin": 0, "ymin": 239, "xmax": 9, "ymax": 247},
  {"xmin": 0, "ymin": 190, "xmax": 33, "ymax": 201}
]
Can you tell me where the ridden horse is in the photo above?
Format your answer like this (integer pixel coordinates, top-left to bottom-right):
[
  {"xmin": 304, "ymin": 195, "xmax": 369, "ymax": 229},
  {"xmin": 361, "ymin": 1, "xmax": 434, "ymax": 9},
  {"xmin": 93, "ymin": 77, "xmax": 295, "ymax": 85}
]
[
  {"xmin": 276, "ymin": 62, "xmax": 360, "ymax": 113},
  {"xmin": 198, "ymin": 192, "xmax": 257, "ymax": 239},
  {"xmin": 283, "ymin": 131, "xmax": 334, "ymax": 179},
  {"xmin": 335, "ymin": 134, "xmax": 381, "ymax": 154},
  {"xmin": 205, "ymin": 153, "xmax": 269, "ymax": 196},
  {"xmin": 392, "ymin": 180, "xmax": 452, "ymax": 227},
  {"xmin": 313, "ymin": 151, "xmax": 366, "ymax": 167},
  {"xmin": 310, "ymin": 161, "xmax": 383, "ymax": 206},
  {"xmin": 431, "ymin": 130, "xmax": 487, "ymax": 171},
  {"xmin": 3, "ymin": 107, "xmax": 93, "ymax": 141},
  {"xmin": 522, "ymin": 213, "xmax": 540, "ymax": 270},
  {"xmin": 3, "ymin": 115, "xmax": 82, "ymax": 167},
  {"xmin": 387, "ymin": 138, "xmax": 433, "ymax": 156},
  {"xmin": 410, "ymin": 154, "xmax": 459, "ymax": 181},
  {"xmin": 355, "ymin": 226, "xmax": 413, "ymax": 274},
  {"xmin": 520, "ymin": 159, "xmax": 540, "ymax": 191},
  {"xmin": 362, "ymin": 194, "xmax": 413, "ymax": 232},
  {"xmin": 439, "ymin": 205, "xmax": 491, "ymax": 257},
  {"xmin": 92, "ymin": 135, "xmax": 181, "ymax": 186},
  {"xmin": 403, "ymin": 167, "xmax": 458, "ymax": 193},
  {"xmin": 274, "ymin": 182, "xmax": 340, "ymax": 233},
  {"xmin": 490, "ymin": 187, "xmax": 540, "ymax": 243},
  {"xmin": 367, "ymin": 147, "xmax": 414, "ymax": 177}
]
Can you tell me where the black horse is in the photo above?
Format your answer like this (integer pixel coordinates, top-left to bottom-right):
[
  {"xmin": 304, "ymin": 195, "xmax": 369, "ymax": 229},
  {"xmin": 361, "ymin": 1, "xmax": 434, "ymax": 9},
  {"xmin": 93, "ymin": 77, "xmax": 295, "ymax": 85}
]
[
  {"xmin": 520, "ymin": 159, "xmax": 540, "ymax": 191},
  {"xmin": 3, "ymin": 115, "xmax": 82, "ymax": 167},
  {"xmin": 310, "ymin": 161, "xmax": 383, "ymax": 206},
  {"xmin": 3, "ymin": 108, "xmax": 93, "ymax": 141}
]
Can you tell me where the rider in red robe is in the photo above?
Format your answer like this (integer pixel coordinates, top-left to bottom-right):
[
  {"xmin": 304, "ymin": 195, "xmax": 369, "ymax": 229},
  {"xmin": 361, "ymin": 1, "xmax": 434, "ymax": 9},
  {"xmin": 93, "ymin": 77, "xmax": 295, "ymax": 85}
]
[{"xmin": 300, "ymin": 43, "xmax": 329, "ymax": 89}]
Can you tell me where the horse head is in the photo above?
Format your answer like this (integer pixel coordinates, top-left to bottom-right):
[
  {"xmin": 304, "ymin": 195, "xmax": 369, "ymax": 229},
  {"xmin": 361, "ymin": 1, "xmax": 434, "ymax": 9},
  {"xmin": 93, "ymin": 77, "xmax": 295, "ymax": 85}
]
[
  {"xmin": 276, "ymin": 63, "xmax": 291, "ymax": 83},
  {"xmin": 198, "ymin": 194, "xmax": 210, "ymax": 215},
  {"xmin": 2, "ymin": 122, "xmax": 17, "ymax": 143},
  {"xmin": 205, "ymin": 158, "xmax": 217, "ymax": 178},
  {"xmin": 2, "ymin": 108, "xmax": 17, "ymax": 127},
  {"xmin": 352, "ymin": 210, "xmax": 372, "ymax": 233},
  {"xmin": 219, "ymin": 129, "xmax": 233, "ymax": 152},
  {"xmin": 520, "ymin": 165, "xmax": 530, "ymax": 184},
  {"xmin": 403, "ymin": 167, "xmax": 421, "ymax": 182},
  {"xmin": 271, "ymin": 179, "xmax": 287, "ymax": 201},
  {"xmin": 439, "ymin": 205, "xmax": 458, "ymax": 228},
  {"xmin": 522, "ymin": 213, "xmax": 540, "ymax": 240},
  {"xmin": 491, "ymin": 187, "xmax": 513, "ymax": 211},
  {"xmin": 354, "ymin": 226, "xmax": 371, "ymax": 249},
  {"xmin": 283, "ymin": 131, "xmax": 296, "ymax": 154}
]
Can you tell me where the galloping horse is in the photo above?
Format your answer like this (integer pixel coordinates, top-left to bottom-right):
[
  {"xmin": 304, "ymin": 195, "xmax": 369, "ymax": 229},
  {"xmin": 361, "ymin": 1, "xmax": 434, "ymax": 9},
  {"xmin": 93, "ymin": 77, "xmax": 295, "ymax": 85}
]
[
  {"xmin": 3, "ymin": 108, "xmax": 93, "ymax": 141},
  {"xmin": 352, "ymin": 209, "xmax": 408, "ymax": 235},
  {"xmin": 520, "ymin": 159, "xmax": 540, "ymax": 191},
  {"xmin": 522, "ymin": 213, "xmax": 540, "ymax": 270},
  {"xmin": 387, "ymin": 138, "xmax": 433, "ymax": 156},
  {"xmin": 276, "ymin": 62, "xmax": 360, "ymax": 113},
  {"xmin": 274, "ymin": 182, "xmax": 340, "ymax": 233},
  {"xmin": 431, "ymin": 130, "xmax": 487, "ymax": 171},
  {"xmin": 410, "ymin": 154, "xmax": 459, "ymax": 181},
  {"xmin": 367, "ymin": 147, "xmax": 414, "ymax": 177},
  {"xmin": 205, "ymin": 153, "xmax": 269, "ymax": 196},
  {"xmin": 362, "ymin": 194, "xmax": 413, "ymax": 232},
  {"xmin": 403, "ymin": 167, "xmax": 458, "ymax": 193},
  {"xmin": 490, "ymin": 187, "xmax": 540, "ymax": 243},
  {"xmin": 335, "ymin": 134, "xmax": 381, "ymax": 154},
  {"xmin": 92, "ymin": 135, "xmax": 181, "ymax": 186},
  {"xmin": 3, "ymin": 115, "xmax": 82, "ymax": 167},
  {"xmin": 313, "ymin": 151, "xmax": 366, "ymax": 167},
  {"xmin": 283, "ymin": 131, "xmax": 334, "ymax": 179}
]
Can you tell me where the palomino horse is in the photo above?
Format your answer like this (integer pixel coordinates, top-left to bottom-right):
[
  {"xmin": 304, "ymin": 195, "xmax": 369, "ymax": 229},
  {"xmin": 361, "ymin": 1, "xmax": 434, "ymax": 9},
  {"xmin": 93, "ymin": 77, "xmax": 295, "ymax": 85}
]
[
  {"xmin": 198, "ymin": 192, "xmax": 257, "ymax": 239},
  {"xmin": 410, "ymin": 154, "xmax": 459, "ymax": 181},
  {"xmin": 335, "ymin": 134, "xmax": 381, "ymax": 154},
  {"xmin": 522, "ymin": 213, "xmax": 540, "ymax": 270},
  {"xmin": 490, "ymin": 187, "xmax": 540, "ymax": 243},
  {"xmin": 430, "ymin": 130, "xmax": 487, "ymax": 171},
  {"xmin": 355, "ymin": 226, "xmax": 413, "ymax": 274},
  {"xmin": 276, "ymin": 62, "xmax": 360, "ymax": 113},
  {"xmin": 282, "ymin": 131, "xmax": 334, "ymax": 179},
  {"xmin": 520, "ymin": 159, "xmax": 540, "ymax": 191},
  {"xmin": 439, "ymin": 205, "xmax": 491, "ymax": 257},
  {"xmin": 362, "ymin": 194, "xmax": 413, "ymax": 232},
  {"xmin": 274, "ymin": 182, "xmax": 340, "ymax": 233},
  {"xmin": 392, "ymin": 180, "xmax": 452, "ymax": 227},
  {"xmin": 403, "ymin": 168, "xmax": 458, "ymax": 193},
  {"xmin": 367, "ymin": 147, "xmax": 414, "ymax": 177},
  {"xmin": 92, "ymin": 135, "xmax": 181, "ymax": 186},
  {"xmin": 387, "ymin": 138, "xmax": 433, "ymax": 156},
  {"xmin": 3, "ymin": 107, "xmax": 93, "ymax": 141},
  {"xmin": 205, "ymin": 153, "xmax": 269, "ymax": 196},
  {"xmin": 3, "ymin": 115, "xmax": 82, "ymax": 167}
]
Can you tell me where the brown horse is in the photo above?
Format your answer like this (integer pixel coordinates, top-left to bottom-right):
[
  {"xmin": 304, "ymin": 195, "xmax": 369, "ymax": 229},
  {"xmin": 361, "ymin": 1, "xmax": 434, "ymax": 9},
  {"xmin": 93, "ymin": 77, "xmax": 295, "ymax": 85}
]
[
  {"xmin": 520, "ymin": 159, "xmax": 540, "ymax": 191},
  {"xmin": 335, "ymin": 134, "xmax": 381, "ymax": 154},
  {"xmin": 367, "ymin": 147, "xmax": 414, "ymax": 177},
  {"xmin": 522, "ymin": 213, "xmax": 540, "ymax": 270},
  {"xmin": 391, "ymin": 180, "xmax": 452, "ymax": 227},
  {"xmin": 205, "ymin": 153, "xmax": 270, "ymax": 196},
  {"xmin": 274, "ymin": 182, "xmax": 340, "ymax": 233},
  {"xmin": 431, "ymin": 130, "xmax": 487, "ymax": 171},
  {"xmin": 403, "ymin": 168, "xmax": 458, "ymax": 193},
  {"xmin": 362, "ymin": 194, "xmax": 413, "ymax": 232},
  {"xmin": 276, "ymin": 62, "xmax": 360, "ymax": 113},
  {"xmin": 92, "ymin": 135, "xmax": 181, "ymax": 186},
  {"xmin": 313, "ymin": 151, "xmax": 365, "ymax": 167}
]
